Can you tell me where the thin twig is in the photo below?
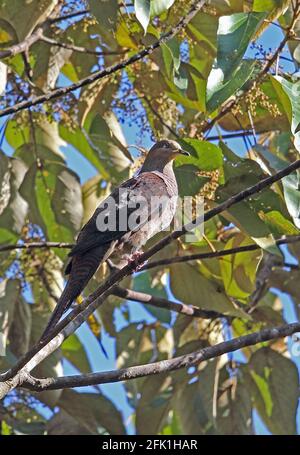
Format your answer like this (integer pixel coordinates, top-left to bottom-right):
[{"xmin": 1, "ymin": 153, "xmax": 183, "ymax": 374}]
[
  {"xmin": 40, "ymin": 35, "xmax": 129, "ymax": 56},
  {"xmin": 0, "ymin": 241, "xmax": 74, "ymax": 253}
]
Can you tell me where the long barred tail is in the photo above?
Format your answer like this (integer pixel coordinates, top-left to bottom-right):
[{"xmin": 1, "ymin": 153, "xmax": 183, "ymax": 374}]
[
  {"xmin": 40, "ymin": 245, "xmax": 108, "ymax": 341},
  {"xmin": 40, "ymin": 281, "xmax": 81, "ymax": 340}
]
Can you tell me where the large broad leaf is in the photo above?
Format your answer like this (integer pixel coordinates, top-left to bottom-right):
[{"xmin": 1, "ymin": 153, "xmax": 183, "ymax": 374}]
[
  {"xmin": 134, "ymin": 0, "xmax": 151, "ymax": 33},
  {"xmin": 59, "ymin": 124, "xmax": 109, "ymax": 178},
  {"xmin": 62, "ymin": 334, "xmax": 92, "ymax": 374},
  {"xmin": 216, "ymin": 12, "xmax": 267, "ymax": 78},
  {"xmin": 178, "ymin": 139, "xmax": 223, "ymax": 170},
  {"xmin": 47, "ymin": 410, "xmax": 91, "ymax": 435},
  {"xmin": 31, "ymin": 41, "xmax": 72, "ymax": 91},
  {"xmin": 0, "ymin": 151, "xmax": 28, "ymax": 244},
  {"xmin": 19, "ymin": 161, "xmax": 83, "ymax": 247},
  {"xmin": 133, "ymin": 272, "xmax": 171, "ymax": 324},
  {"xmin": 216, "ymin": 366, "xmax": 253, "ymax": 434},
  {"xmin": 0, "ymin": 0, "xmax": 57, "ymax": 43},
  {"xmin": 254, "ymin": 145, "xmax": 300, "ymax": 229},
  {"xmin": 0, "ymin": 279, "xmax": 20, "ymax": 358},
  {"xmin": 173, "ymin": 360, "xmax": 217, "ymax": 435},
  {"xmin": 87, "ymin": 112, "xmax": 131, "ymax": 179},
  {"xmin": 246, "ymin": 347, "xmax": 299, "ymax": 435},
  {"xmin": 150, "ymin": 0, "xmax": 175, "ymax": 16},
  {"xmin": 207, "ymin": 59, "xmax": 256, "ymax": 112},
  {"xmin": 135, "ymin": 374, "xmax": 172, "ymax": 435},
  {"xmin": 219, "ymin": 235, "xmax": 262, "ymax": 302},
  {"xmin": 59, "ymin": 389, "xmax": 126, "ymax": 435},
  {"xmin": 170, "ymin": 263, "xmax": 248, "ymax": 317},
  {"xmin": 89, "ymin": 0, "xmax": 118, "ymax": 31},
  {"xmin": 8, "ymin": 296, "xmax": 32, "ymax": 358},
  {"xmin": 206, "ymin": 12, "xmax": 266, "ymax": 109},
  {"xmin": 174, "ymin": 164, "xmax": 209, "ymax": 197},
  {"xmin": 0, "ymin": 61, "xmax": 7, "ymax": 95},
  {"xmin": 271, "ymin": 76, "xmax": 300, "ymax": 152},
  {"xmin": 216, "ymin": 143, "xmax": 284, "ymax": 254}
]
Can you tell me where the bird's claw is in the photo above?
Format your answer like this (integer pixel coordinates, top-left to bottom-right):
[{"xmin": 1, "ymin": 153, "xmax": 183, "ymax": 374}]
[{"xmin": 128, "ymin": 251, "xmax": 147, "ymax": 272}]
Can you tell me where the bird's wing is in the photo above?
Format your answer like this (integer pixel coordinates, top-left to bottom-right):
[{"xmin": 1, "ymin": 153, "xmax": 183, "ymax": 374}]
[{"xmin": 68, "ymin": 173, "xmax": 168, "ymax": 258}]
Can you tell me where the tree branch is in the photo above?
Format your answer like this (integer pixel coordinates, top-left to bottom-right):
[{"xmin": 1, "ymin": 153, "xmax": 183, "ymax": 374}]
[
  {"xmin": 1, "ymin": 158, "xmax": 300, "ymax": 399},
  {"xmin": 141, "ymin": 235, "xmax": 300, "ymax": 271},
  {"xmin": 40, "ymin": 35, "xmax": 129, "ymax": 56},
  {"xmin": 112, "ymin": 285, "xmax": 224, "ymax": 319},
  {"xmin": 20, "ymin": 322, "xmax": 300, "ymax": 392},
  {"xmin": 0, "ymin": 241, "xmax": 74, "ymax": 253},
  {"xmin": 0, "ymin": 0, "xmax": 207, "ymax": 118},
  {"xmin": 49, "ymin": 9, "xmax": 89, "ymax": 24}
]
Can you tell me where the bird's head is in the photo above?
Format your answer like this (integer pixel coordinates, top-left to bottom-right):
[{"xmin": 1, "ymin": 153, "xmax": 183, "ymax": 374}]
[{"xmin": 140, "ymin": 139, "xmax": 189, "ymax": 173}]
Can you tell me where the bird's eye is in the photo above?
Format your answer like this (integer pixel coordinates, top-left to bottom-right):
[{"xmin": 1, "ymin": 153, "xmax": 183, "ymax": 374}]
[{"xmin": 161, "ymin": 141, "xmax": 169, "ymax": 148}]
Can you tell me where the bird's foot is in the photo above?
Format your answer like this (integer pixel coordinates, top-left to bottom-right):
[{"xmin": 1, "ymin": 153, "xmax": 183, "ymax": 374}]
[{"xmin": 128, "ymin": 251, "xmax": 147, "ymax": 272}]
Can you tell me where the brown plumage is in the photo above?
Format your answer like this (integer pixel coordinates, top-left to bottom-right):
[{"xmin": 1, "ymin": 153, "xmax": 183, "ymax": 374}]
[{"xmin": 41, "ymin": 139, "xmax": 189, "ymax": 339}]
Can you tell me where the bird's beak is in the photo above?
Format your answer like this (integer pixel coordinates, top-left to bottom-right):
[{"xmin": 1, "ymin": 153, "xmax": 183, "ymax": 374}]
[{"xmin": 177, "ymin": 148, "xmax": 190, "ymax": 156}]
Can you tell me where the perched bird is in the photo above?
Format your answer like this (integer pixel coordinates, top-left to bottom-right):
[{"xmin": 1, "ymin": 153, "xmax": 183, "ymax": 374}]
[{"xmin": 41, "ymin": 139, "xmax": 189, "ymax": 338}]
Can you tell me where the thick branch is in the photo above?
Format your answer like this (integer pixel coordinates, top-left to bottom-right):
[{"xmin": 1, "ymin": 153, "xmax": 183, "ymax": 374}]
[
  {"xmin": 1, "ymin": 158, "xmax": 300, "ymax": 399},
  {"xmin": 0, "ymin": 0, "xmax": 206, "ymax": 118},
  {"xmin": 112, "ymin": 285, "xmax": 224, "ymax": 319},
  {"xmin": 141, "ymin": 235, "xmax": 300, "ymax": 271},
  {"xmin": 21, "ymin": 322, "xmax": 300, "ymax": 391},
  {"xmin": 0, "ymin": 241, "xmax": 74, "ymax": 253}
]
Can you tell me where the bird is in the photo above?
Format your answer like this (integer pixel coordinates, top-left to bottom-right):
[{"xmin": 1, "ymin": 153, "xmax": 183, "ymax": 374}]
[{"xmin": 41, "ymin": 139, "xmax": 189, "ymax": 339}]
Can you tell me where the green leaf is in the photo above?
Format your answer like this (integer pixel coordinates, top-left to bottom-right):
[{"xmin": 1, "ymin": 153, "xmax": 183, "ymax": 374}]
[
  {"xmin": 272, "ymin": 76, "xmax": 300, "ymax": 151},
  {"xmin": 0, "ymin": 61, "xmax": 7, "ymax": 95},
  {"xmin": 150, "ymin": 0, "xmax": 175, "ymax": 16},
  {"xmin": 216, "ymin": 12, "xmax": 267, "ymax": 78},
  {"xmin": 253, "ymin": 0, "xmax": 289, "ymax": 12},
  {"xmin": 170, "ymin": 263, "xmax": 248, "ymax": 317},
  {"xmin": 0, "ymin": 279, "xmax": 20, "ymax": 353},
  {"xmin": 178, "ymin": 139, "xmax": 223, "ymax": 170},
  {"xmin": 174, "ymin": 164, "xmax": 209, "ymax": 197},
  {"xmin": 133, "ymin": 273, "xmax": 171, "ymax": 324},
  {"xmin": 0, "ymin": 0, "xmax": 57, "ymax": 42},
  {"xmin": 136, "ymin": 374, "xmax": 172, "ymax": 435},
  {"xmin": 0, "ymin": 151, "xmax": 28, "ymax": 244},
  {"xmin": 47, "ymin": 410, "xmax": 91, "ymax": 435},
  {"xmin": 19, "ymin": 162, "xmax": 83, "ymax": 247},
  {"xmin": 134, "ymin": 0, "xmax": 151, "ymax": 33},
  {"xmin": 173, "ymin": 360, "xmax": 217, "ymax": 435},
  {"xmin": 259, "ymin": 210, "xmax": 299, "ymax": 235},
  {"xmin": 59, "ymin": 124, "xmax": 109, "ymax": 178},
  {"xmin": 59, "ymin": 389, "xmax": 126, "ymax": 435},
  {"xmin": 219, "ymin": 235, "xmax": 262, "ymax": 301},
  {"xmin": 254, "ymin": 146, "xmax": 300, "ymax": 229},
  {"xmin": 216, "ymin": 150, "xmax": 284, "ymax": 254},
  {"xmin": 216, "ymin": 366, "xmax": 253, "ymax": 434},
  {"xmin": 89, "ymin": 0, "xmax": 118, "ymax": 31},
  {"xmin": 246, "ymin": 347, "xmax": 299, "ymax": 435},
  {"xmin": 9, "ymin": 296, "xmax": 32, "ymax": 358},
  {"xmin": 207, "ymin": 59, "xmax": 256, "ymax": 112},
  {"xmin": 88, "ymin": 112, "xmax": 131, "ymax": 180},
  {"xmin": 62, "ymin": 334, "xmax": 92, "ymax": 373}
]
